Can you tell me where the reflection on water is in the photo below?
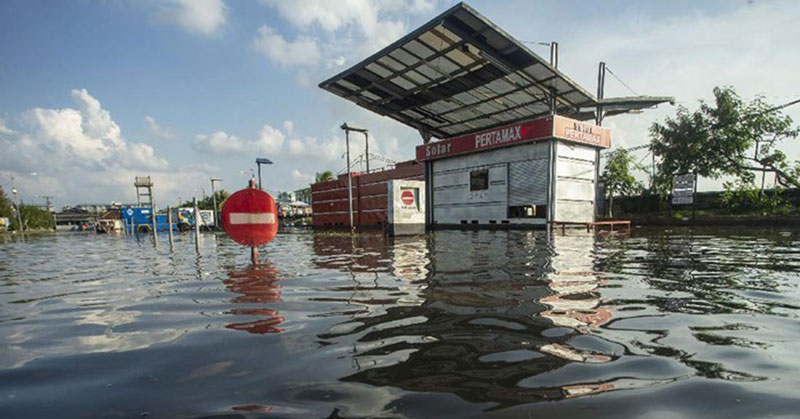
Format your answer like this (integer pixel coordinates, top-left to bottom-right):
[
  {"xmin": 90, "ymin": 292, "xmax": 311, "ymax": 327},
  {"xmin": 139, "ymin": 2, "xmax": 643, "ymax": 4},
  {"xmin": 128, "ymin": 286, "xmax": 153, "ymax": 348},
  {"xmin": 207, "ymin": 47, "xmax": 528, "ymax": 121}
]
[
  {"xmin": 224, "ymin": 263, "xmax": 284, "ymax": 334},
  {"xmin": 323, "ymin": 231, "xmax": 621, "ymax": 408},
  {"xmin": 0, "ymin": 228, "xmax": 799, "ymax": 417}
]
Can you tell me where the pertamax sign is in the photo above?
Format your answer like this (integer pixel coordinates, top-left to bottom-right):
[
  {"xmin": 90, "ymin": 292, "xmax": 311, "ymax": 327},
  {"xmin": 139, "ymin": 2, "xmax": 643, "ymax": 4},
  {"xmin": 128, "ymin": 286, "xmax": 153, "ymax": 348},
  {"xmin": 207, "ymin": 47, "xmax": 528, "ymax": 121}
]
[{"xmin": 416, "ymin": 115, "xmax": 610, "ymax": 162}]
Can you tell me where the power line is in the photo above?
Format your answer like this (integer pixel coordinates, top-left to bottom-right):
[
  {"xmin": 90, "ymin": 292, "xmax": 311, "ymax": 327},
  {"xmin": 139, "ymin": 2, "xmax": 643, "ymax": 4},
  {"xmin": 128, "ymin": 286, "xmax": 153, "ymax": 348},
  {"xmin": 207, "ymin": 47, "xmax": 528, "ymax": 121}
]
[
  {"xmin": 600, "ymin": 96, "xmax": 800, "ymax": 159},
  {"xmin": 600, "ymin": 143, "xmax": 650, "ymax": 157},
  {"xmin": 604, "ymin": 66, "xmax": 639, "ymax": 96},
  {"xmin": 519, "ymin": 40, "xmax": 553, "ymax": 47}
]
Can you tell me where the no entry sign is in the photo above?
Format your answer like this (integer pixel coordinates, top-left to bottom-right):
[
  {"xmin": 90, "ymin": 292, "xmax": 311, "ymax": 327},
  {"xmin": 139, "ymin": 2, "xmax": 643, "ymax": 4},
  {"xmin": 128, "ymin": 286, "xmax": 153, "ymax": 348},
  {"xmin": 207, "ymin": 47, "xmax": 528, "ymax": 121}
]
[
  {"xmin": 222, "ymin": 187, "xmax": 278, "ymax": 246},
  {"xmin": 401, "ymin": 190, "xmax": 415, "ymax": 206}
]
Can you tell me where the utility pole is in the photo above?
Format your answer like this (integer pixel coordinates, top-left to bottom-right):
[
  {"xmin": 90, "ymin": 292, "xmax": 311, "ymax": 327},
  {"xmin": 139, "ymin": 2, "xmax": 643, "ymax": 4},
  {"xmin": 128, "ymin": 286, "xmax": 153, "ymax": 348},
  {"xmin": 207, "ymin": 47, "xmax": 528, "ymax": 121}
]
[
  {"xmin": 365, "ymin": 131, "xmax": 370, "ymax": 173},
  {"xmin": 341, "ymin": 123, "xmax": 353, "ymax": 230},
  {"xmin": 596, "ymin": 61, "xmax": 606, "ymax": 126},
  {"xmin": 210, "ymin": 178, "xmax": 222, "ymax": 230}
]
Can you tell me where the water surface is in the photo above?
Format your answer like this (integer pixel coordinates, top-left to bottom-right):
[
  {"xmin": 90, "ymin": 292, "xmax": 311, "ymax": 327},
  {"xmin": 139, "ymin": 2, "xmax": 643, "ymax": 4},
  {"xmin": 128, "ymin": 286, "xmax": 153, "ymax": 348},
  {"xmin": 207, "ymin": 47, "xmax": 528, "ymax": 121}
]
[{"xmin": 1, "ymin": 227, "xmax": 799, "ymax": 418}]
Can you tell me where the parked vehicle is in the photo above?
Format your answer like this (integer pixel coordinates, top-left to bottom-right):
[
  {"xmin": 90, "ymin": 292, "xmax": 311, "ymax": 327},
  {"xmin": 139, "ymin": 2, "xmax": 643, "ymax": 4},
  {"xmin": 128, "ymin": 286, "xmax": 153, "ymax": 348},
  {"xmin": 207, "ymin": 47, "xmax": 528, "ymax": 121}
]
[{"xmin": 120, "ymin": 206, "xmax": 195, "ymax": 233}]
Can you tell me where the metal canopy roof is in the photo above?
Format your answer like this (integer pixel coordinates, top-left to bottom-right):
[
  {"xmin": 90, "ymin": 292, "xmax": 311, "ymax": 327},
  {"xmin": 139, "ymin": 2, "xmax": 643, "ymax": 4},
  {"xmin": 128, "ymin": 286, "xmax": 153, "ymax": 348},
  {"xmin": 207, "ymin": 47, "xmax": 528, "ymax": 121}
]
[{"xmin": 319, "ymin": 2, "xmax": 672, "ymax": 140}]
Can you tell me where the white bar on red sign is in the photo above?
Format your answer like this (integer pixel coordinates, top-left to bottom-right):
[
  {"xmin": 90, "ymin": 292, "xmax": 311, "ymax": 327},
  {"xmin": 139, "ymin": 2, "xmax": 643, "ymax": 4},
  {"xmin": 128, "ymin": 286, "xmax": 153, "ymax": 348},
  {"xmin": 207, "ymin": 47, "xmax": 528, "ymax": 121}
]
[{"xmin": 229, "ymin": 213, "xmax": 276, "ymax": 225}]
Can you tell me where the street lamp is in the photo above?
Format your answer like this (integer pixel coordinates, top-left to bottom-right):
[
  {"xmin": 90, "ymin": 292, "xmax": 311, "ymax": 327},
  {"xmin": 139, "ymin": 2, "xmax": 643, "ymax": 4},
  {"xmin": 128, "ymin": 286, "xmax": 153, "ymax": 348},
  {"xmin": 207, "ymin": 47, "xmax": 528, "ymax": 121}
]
[
  {"xmin": 11, "ymin": 185, "xmax": 23, "ymax": 232},
  {"xmin": 340, "ymin": 123, "xmax": 369, "ymax": 231},
  {"xmin": 210, "ymin": 178, "xmax": 222, "ymax": 229},
  {"xmin": 255, "ymin": 158, "xmax": 273, "ymax": 190},
  {"xmin": 341, "ymin": 123, "xmax": 370, "ymax": 173}
]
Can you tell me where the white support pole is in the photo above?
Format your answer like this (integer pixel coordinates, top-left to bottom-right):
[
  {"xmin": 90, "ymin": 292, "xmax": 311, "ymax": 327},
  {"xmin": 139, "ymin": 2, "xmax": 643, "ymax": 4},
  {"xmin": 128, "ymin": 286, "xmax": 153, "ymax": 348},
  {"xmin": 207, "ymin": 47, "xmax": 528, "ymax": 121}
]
[
  {"xmin": 193, "ymin": 197, "xmax": 201, "ymax": 253},
  {"xmin": 167, "ymin": 205, "xmax": 174, "ymax": 249},
  {"xmin": 346, "ymin": 129, "xmax": 354, "ymax": 231}
]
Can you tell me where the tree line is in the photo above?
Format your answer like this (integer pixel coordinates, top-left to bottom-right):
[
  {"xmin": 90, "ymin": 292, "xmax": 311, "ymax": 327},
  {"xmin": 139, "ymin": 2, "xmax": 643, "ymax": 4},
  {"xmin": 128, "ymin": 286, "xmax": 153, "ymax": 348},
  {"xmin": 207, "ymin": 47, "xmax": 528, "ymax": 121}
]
[
  {"xmin": 601, "ymin": 86, "xmax": 800, "ymax": 216},
  {"xmin": 0, "ymin": 187, "xmax": 55, "ymax": 231}
]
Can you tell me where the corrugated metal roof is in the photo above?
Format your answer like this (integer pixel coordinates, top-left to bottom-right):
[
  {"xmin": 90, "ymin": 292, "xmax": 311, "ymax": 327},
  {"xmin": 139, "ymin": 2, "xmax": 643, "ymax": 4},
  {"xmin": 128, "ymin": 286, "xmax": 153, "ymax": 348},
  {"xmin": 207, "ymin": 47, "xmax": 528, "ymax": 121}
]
[{"xmin": 319, "ymin": 2, "xmax": 672, "ymax": 140}]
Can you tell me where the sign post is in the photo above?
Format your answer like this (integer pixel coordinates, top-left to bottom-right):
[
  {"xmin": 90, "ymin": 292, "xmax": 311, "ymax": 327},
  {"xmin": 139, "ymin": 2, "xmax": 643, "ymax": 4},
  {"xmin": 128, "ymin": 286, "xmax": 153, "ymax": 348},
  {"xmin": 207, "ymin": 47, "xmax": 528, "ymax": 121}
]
[
  {"xmin": 222, "ymin": 179, "xmax": 278, "ymax": 265},
  {"xmin": 671, "ymin": 174, "xmax": 697, "ymax": 218}
]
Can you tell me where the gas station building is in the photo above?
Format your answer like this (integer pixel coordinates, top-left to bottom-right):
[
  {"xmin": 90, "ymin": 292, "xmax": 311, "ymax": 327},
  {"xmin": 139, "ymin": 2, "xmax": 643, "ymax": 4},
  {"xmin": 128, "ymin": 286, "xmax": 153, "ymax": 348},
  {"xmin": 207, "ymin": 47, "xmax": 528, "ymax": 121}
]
[{"xmin": 319, "ymin": 2, "xmax": 672, "ymax": 229}]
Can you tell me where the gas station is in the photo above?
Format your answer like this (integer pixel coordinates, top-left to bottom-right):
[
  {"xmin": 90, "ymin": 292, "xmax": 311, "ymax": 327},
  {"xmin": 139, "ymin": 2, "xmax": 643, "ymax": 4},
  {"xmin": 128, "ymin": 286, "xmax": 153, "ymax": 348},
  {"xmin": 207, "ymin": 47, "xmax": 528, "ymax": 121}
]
[{"xmin": 319, "ymin": 2, "xmax": 672, "ymax": 230}]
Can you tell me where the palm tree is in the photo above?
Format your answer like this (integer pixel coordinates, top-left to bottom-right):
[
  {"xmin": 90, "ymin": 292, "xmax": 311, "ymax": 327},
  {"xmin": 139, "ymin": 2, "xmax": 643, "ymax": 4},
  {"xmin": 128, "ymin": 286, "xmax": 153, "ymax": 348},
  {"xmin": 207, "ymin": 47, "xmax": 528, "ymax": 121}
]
[{"xmin": 315, "ymin": 171, "xmax": 335, "ymax": 183}]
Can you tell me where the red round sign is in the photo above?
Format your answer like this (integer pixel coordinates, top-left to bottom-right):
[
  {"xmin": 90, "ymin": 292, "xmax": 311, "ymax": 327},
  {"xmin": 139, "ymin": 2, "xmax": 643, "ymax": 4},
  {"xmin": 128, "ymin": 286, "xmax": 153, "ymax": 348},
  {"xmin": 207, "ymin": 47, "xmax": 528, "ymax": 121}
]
[
  {"xmin": 401, "ymin": 190, "xmax": 415, "ymax": 206},
  {"xmin": 222, "ymin": 187, "xmax": 278, "ymax": 247}
]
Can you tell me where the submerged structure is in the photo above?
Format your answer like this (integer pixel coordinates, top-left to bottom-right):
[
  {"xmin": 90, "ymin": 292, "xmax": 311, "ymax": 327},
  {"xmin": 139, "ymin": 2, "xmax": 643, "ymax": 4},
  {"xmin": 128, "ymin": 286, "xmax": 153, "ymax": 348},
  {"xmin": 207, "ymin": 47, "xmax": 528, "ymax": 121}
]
[{"xmin": 319, "ymin": 2, "xmax": 671, "ymax": 228}]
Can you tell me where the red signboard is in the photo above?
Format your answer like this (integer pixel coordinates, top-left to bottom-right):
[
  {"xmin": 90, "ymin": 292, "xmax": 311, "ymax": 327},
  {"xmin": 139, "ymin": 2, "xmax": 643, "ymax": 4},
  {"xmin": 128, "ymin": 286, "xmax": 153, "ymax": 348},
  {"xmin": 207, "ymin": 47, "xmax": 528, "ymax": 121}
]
[
  {"xmin": 415, "ymin": 115, "xmax": 611, "ymax": 162},
  {"xmin": 552, "ymin": 115, "xmax": 611, "ymax": 148},
  {"xmin": 401, "ymin": 190, "xmax": 415, "ymax": 205},
  {"xmin": 222, "ymin": 187, "xmax": 278, "ymax": 247}
]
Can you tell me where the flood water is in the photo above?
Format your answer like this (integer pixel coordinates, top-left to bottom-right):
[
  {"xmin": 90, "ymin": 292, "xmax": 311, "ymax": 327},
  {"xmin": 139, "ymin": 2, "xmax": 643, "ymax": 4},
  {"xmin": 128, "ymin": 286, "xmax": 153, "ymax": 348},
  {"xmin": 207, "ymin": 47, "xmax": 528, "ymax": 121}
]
[{"xmin": 1, "ymin": 227, "xmax": 799, "ymax": 418}]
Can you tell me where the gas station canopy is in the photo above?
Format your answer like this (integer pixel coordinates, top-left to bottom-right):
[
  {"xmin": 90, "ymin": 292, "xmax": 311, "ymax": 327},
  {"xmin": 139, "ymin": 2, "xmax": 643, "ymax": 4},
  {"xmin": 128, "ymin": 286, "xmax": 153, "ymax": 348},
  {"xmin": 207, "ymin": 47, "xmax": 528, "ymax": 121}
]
[{"xmin": 319, "ymin": 2, "xmax": 672, "ymax": 140}]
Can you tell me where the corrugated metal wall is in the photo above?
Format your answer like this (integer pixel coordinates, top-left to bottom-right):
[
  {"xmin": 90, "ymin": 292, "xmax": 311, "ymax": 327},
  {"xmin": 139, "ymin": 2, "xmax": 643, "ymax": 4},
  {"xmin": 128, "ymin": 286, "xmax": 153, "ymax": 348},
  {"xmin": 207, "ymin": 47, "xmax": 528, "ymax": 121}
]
[
  {"xmin": 508, "ymin": 159, "xmax": 549, "ymax": 206},
  {"xmin": 431, "ymin": 142, "xmax": 549, "ymax": 225},
  {"xmin": 554, "ymin": 141, "xmax": 597, "ymax": 223},
  {"xmin": 311, "ymin": 161, "xmax": 424, "ymax": 227}
]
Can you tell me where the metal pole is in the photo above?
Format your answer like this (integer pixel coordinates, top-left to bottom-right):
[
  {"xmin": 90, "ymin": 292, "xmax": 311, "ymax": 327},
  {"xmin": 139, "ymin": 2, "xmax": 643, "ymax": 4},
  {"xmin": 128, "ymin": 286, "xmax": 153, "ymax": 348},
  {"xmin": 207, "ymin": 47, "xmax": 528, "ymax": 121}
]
[
  {"xmin": 151, "ymin": 189, "xmax": 158, "ymax": 247},
  {"xmin": 210, "ymin": 179, "xmax": 219, "ymax": 230},
  {"xmin": 193, "ymin": 197, "xmax": 201, "ymax": 253},
  {"xmin": 596, "ymin": 62, "xmax": 606, "ymax": 126},
  {"xmin": 258, "ymin": 164, "xmax": 262, "ymax": 190},
  {"xmin": 13, "ymin": 195, "xmax": 23, "ymax": 232},
  {"xmin": 550, "ymin": 42, "xmax": 558, "ymax": 69},
  {"xmin": 364, "ymin": 132, "xmax": 370, "ymax": 173},
  {"xmin": 346, "ymin": 129, "xmax": 354, "ymax": 231},
  {"xmin": 167, "ymin": 205, "xmax": 174, "ymax": 249},
  {"xmin": 251, "ymin": 246, "xmax": 259, "ymax": 266}
]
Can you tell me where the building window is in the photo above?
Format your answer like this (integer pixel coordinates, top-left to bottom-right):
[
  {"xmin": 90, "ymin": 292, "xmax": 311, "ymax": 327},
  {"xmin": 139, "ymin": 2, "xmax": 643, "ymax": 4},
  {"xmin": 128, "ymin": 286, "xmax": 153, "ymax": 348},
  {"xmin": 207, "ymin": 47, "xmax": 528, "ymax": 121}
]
[
  {"xmin": 508, "ymin": 205, "xmax": 547, "ymax": 219},
  {"xmin": 470, "ymin": 169, "xmax": 489, "ymax": 191}
]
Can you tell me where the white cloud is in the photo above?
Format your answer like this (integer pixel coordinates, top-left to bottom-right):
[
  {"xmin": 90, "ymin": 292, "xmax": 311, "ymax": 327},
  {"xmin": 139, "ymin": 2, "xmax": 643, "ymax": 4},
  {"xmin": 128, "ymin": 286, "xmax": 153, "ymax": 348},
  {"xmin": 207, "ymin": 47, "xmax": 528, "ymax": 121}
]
[
  {"xmin": 282, "ymin": 120, "xmax": 294, "ymax": 135},
  {"xmin": 193, "ymin": 124, "xmax": 285, "ymax": 155},
  {"xmin": 193, "ymin": 131, "xmax": 246, "ymax": 154},
  {"xmin": 144, "ymin": 115, "xmax": 176, "ymax": 140},
  {"xmin": 255, "ymin": 1, "xmax": 441, "ymax": 71},
  {"xmin": 0, "ymin": 89, "xmax": 201, "ymax": 204},
  {"xmin": 155, "ymin": 0, "xmax": 228, "ymax": 36},
  {"xmin": 256, "ymin": 124, "xmax": 285, "ymax": 153},
  {"xmin": 0, "ymin": 117, "xmax": 15, "ymax": 134},
  {"xmin": 290, "ymin": 168, "xmax": 314, "ymax": 184},
  {"xmin": 252, "ymin": 25, "xmax": 320, "ymax": 67},
  {"xmin": 326, "ymin": 56, "xmax": 346, "ymax": 70}
]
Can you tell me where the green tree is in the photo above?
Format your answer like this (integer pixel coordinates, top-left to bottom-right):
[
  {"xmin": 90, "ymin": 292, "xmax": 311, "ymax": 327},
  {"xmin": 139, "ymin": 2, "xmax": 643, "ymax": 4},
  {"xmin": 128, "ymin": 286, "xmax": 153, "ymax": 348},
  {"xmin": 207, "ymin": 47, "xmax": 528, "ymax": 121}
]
[
  {"xmin": 315, "ymin": 171, "xmax": 335, "ymax": 183},
  {"xmin": 0, "ymin": 187, "xmax": 13, "ymax": 220},
  {"xmin": 296, "ymin": 187, "xmax": 311, "ymax": 202},
  {"xmin": 19, "ymin": 204, "xmax": 55, "ymax": 230},
  {"xmin": 601, "ymin": 148, "xmax": 644, "ymax": 218},
  {"xmin": 650, "ymin": 86, "xmax": 799, "ymax": 192},
  {"xmin": 179, "ymin": 190, "xmax": 230, "ymax": 210}
]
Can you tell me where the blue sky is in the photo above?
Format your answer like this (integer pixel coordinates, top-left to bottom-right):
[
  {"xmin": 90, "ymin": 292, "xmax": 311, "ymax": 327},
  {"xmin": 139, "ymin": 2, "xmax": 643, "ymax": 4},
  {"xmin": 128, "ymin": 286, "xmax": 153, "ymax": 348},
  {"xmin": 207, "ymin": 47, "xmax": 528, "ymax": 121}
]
[{"xmin": 1, "ymin": 0, "xmax": 799, "ymax": 206}]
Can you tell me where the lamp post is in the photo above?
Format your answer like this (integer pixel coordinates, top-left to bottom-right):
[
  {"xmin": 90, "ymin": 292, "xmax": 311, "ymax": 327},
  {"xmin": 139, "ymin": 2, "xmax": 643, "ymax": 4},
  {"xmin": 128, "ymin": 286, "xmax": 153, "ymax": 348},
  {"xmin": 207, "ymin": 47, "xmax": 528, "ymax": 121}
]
[
  {"xmin": 210, "ymin": 178, "xmax": 222, "ymax": 230},
  {"xmin": 255, "ymin": 158, "xmax": 273, "ymax": 190},
  {"xmin": 341, "ymin": 123, "xmax": 369, "ymax": 173},
  {"xmin": 11, "ymin": 186, "xmax": 23, "ymax": 232},
  {"xmin": 340, "ymin": 123, "xmax": 369, "ymax": 231}
]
